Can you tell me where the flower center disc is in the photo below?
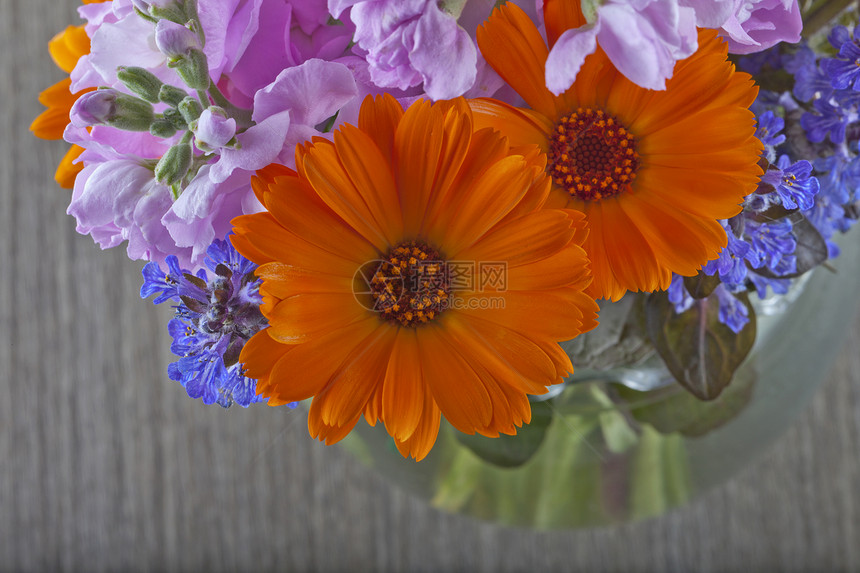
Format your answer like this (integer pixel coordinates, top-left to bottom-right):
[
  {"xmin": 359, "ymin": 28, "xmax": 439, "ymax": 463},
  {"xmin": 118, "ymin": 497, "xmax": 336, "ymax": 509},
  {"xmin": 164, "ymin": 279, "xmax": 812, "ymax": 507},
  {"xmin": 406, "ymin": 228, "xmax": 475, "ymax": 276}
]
[
  {"xmin": 548, "ymin": 107, "xmax": 640, "ymax": 201},
  {"xmin": 371, "ymin": 241, "xmax": 450, "ymax": 327}
]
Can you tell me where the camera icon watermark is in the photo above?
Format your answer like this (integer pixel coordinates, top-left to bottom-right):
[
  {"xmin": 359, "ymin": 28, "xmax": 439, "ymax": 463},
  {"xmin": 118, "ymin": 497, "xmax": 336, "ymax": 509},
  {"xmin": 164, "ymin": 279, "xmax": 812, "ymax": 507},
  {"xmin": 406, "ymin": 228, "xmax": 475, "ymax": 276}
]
[{"xmin": 352, "ymin": 259, "xmax": 507, "ymax": 314}]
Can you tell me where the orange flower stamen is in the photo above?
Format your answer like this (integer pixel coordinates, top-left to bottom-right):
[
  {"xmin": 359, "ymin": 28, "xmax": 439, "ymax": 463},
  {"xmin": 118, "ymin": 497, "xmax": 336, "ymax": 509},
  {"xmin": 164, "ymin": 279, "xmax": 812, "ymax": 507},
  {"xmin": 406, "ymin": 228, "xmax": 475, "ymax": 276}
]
[
  {"xmin": 370, "ymin": 241, "xmax": 450, "ymax": 327},
  {"xmin": 548, "ymin": 108, "xmax": 640, "ymax": 202}
]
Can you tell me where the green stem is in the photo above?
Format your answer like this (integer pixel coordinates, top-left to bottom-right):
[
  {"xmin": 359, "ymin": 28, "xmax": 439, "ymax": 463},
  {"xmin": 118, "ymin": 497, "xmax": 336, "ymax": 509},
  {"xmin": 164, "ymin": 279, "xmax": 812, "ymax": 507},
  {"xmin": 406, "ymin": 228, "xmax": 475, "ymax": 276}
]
[
  {"xmin": 196, "ymin": 88, "xmax": 210, "ymax": 109},
  {"xmin": 802, "ymin": 0, "xmax": 858, "ymax": 38},
  {"xmin": 207, "ymin": 83, "xmax": 254, "ymax": 129}
]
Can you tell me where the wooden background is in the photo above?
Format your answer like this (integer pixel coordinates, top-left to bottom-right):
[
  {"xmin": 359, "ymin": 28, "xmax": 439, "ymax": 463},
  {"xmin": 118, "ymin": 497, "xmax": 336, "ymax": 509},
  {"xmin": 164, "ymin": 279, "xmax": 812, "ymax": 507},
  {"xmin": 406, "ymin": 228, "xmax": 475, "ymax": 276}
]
[{"xmin": 4, "ymin": 0, "xmax": 860, "ymax": 570}]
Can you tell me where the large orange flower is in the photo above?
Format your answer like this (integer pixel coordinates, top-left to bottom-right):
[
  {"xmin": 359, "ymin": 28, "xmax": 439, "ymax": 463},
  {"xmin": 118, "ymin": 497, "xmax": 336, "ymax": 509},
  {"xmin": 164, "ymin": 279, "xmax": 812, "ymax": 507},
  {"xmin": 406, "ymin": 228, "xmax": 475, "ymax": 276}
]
[
  {"xmin": 471, "ymin": 2, "xmax": 763, "ymax": 302},
  {"xmin": 232, "ymin": 95, "xmax": 599, "ymax": 460}
]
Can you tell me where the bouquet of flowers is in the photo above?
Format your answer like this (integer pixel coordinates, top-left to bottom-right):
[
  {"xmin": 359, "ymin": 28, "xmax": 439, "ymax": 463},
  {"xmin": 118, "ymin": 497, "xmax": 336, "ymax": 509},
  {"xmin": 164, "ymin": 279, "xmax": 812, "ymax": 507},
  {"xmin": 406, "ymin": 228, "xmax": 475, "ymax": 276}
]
[{"xmin": 32, "ymin": 0, "xmax": 860, "ymax": 491}]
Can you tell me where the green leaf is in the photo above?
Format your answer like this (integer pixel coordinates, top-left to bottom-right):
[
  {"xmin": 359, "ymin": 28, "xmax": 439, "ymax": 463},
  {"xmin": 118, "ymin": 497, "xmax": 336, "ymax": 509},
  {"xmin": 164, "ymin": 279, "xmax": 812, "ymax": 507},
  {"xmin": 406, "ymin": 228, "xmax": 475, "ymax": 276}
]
[
  {"xmin": 683, "ymin": 270, "xmax": 721, "ymax": 299},
  {"xmin": 615, "ymin": 362, "xmax": 756, "ymax": 437},
  {"xmin": 644, "ymin": 291, "xmax": 756, "ymax": 401},
  {"xmin": 454, "ymin": 401, "xmax": 553, "ymax": 468},
  {"xmin": 559, "ymin": 294, "xmax": 655, "ymax": 370}
]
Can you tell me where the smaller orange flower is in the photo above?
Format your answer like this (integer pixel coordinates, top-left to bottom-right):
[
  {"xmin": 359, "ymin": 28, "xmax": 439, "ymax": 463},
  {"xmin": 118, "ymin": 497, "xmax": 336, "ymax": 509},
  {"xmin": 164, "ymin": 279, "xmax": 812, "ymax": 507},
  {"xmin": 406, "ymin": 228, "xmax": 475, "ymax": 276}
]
[
  {"xmin": 233, "ymin": 95, "xmax": 599, "ymax": 460},
  {"xmin": 471, "ymin": 2, "xmax": 763, "ymax": 302},
  {"xmin": 31, "ymin": 20, "xmax": 97, "ymax": 188}
]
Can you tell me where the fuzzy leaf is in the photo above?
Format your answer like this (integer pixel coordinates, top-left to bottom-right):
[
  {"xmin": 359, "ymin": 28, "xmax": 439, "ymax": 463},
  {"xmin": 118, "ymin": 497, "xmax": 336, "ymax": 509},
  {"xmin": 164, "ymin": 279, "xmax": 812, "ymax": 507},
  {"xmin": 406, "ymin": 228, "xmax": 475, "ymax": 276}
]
[
  {"xmin": 454, "ymin": 402, "xmax": 553, "ymax": 468},
  {"xmin": 644, "ymin": 291, "xmax": 756, "ymax": 400},
  {"xmin": 683, "ymin": 270, "xmax": 721, "ymax": 299}
]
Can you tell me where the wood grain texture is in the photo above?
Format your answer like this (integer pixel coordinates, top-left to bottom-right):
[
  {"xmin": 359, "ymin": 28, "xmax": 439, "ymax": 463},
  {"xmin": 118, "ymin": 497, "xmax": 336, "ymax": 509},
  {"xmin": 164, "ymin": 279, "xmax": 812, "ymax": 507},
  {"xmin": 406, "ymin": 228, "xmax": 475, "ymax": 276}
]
[{"xmin": 3, "ymin": 1, "xmax": 860, "ymax": 571}]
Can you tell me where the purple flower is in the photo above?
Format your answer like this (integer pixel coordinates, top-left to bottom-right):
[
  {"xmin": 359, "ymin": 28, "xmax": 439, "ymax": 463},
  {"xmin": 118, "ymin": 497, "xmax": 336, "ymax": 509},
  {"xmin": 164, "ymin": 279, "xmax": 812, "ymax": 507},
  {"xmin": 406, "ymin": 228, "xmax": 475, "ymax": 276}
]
[
  {"xmin": 714, "ymin": 286, "xmax": 750, "ymax": 334},
  {"xmin": 64, "ymin": 0, "xmax": 366, "ymax": 271},
  {"xmin": 140, "ymin": 237, "xmax": 290, "ymax": 408},
  {"xmin": 193, "ymin": 107, "xmax": 237, "ymax": 151},
  {"xmin": 719, "ymin": 0, "xmax": 802, "ymax": 55},
  {"xmin": 154, "ymin": 19, "xmax": 201, "ymax": 59},
  {"xmin": 667, "ymin": 274, "xmax": 694, "ymax": 313},
  {"xmin": 821, "ymin": 39, "xmax": 860, "ymax": 91},
  {"xmin": 332, "ymin": 0, "xmax": 478, "ymax": 100},
  {"xmin": 70, "ymin": 90, "xmax": 118, "ymax": 127},
  {"xmin": 801, "ymin": 98, "xmax": 848, "ymax": 143},
  {"xmin": 760, "ymin": 155, "xmax": 819, "ymax": 210},
  {"xmin": 744, "ymin": 218, "xmax": 797, "ymax": 273},
  {"xmin": 702, "ymin": 222, "xmax": 758, "ymax": 288},
  {"xmin": 544, "ymin": 0, "xmax": 697, "ymax": 93},
  {"xmin": 67, "ymin": 136, "xmax": 189, "ymax": 265},
  {"xmin": 755, "ymin": 110, "xmax": 785, "ymax": 147},
  {"xmin": 748, "ymin": 272, "xmax": 791, "ymax": 299}
]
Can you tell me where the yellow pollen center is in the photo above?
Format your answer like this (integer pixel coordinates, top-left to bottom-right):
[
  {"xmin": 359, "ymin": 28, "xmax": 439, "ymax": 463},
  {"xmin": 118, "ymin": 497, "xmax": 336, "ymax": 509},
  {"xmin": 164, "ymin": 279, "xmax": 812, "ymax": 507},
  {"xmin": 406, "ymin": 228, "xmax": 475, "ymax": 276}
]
[
  {"xmin": 370, "ymin": 241, "xmax": 450, "ymax": 327},
  {"xmin": 548, "ymin": 107, "xmax": 640, "ymax": 201}
]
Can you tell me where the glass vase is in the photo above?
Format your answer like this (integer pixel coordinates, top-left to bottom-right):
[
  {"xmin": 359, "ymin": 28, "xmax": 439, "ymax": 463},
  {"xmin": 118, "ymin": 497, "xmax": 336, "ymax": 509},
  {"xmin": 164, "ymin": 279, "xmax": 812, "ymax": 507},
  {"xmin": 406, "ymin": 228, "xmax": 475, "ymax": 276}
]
[{"xmin": 339, "ymin": 226, "xmax": 860, "ymax": 529}]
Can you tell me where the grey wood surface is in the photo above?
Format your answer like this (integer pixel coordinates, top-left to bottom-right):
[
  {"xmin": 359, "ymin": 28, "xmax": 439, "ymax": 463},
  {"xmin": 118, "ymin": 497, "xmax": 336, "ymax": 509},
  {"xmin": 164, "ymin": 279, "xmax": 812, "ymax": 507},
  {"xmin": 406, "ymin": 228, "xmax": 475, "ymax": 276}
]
[{"xmin": 4, "ymin": 0, "xmax": 860, "ymax": 571}]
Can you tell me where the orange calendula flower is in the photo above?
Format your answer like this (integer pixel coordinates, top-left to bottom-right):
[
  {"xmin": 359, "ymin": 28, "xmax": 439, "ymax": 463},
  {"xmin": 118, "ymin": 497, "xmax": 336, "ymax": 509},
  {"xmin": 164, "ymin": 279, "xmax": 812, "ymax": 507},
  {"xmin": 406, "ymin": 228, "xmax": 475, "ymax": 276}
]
[
  {"xmin": 471, "ymin": 2, "xmax": 764, "ymax": 302},
  {"xmin": 232, "ymin": 95, "xmax": 599, "ymax": 461},
  {"xmin": 31, "ymin": 13, "xmax": 101, "ymax": 188}
]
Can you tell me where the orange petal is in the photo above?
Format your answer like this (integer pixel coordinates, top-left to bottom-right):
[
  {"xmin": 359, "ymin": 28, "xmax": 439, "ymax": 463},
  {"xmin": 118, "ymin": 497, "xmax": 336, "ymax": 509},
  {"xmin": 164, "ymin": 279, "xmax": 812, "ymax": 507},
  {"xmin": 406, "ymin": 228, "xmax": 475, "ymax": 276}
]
[
  {"xmin": 266, "ymin": 293, "xmax": 370, "ymax": 344},
  {"xmin": 55, "ymin": 145, "xmax": 85, "ymax": 189},
  {"xmin": 393, "ymin": 99, "xmax": 444, "ymax": 232},
  {"xmin": 477, "ymin": 4, "xmax": 559, "ymax": 118},
  {"xmin": 333, "ymin": 123, "xmax": 403, "ymax": 241},
  {"xmin": 315, "ymin": 324, "xmax": 396, "ymax": 427},
  {"xmin": 457, "ymin": 209, "xmax": 574, "ymax": 266},
  {"xmin": 392, "ymin": 384, "xmax": 441, "ymax": 461},
  {"xmin": 434, "ymin": 155, "xmax": 537, "ymax": 255},
  {"xmin": 443, "ymin": 313, "xmax": 555, "ymax": 394},
  {"xmin": 363, "ymin": 382, "xmax": 383, "ymax": 426},
  {"xmin": 239, "ymin": 328, "xmax": 292, "ymax": 382},
  {"xmin": 302, "ymin": 140, "xmax": 394, "ymax": 251},
  {"xmin": 31, "ymin": 79, "xmax": 81, "ymax": 140},
  {"xmin": 418, "ymin": 324, "xmax": 492, "ymax": 433},
  {"xmin": 421, "ymin": 128, "xmax": 511, "ymax": 244},
  {"xmin": 417, "ymin": 100, "xmax": 474, "ymax": 235},
  {"xmin": 590, "ymin": 198, "xmax": 662, "ymax": 299},
  {"xmin": 231, "ymin": 213, "xmax": 365, "ymax": 277},
  {"xmin": 358, "ymin": 93, "xmax": 403, "ymax": 164},
  {"xmin": 307, "ymin": 406, "xmax": 361, "ymax": 445},
  {"xmin": 469, "ymin": 98, "xmax": 552, "ymax": 150},
  {"xmin": 542, "ymin": 0, "xmax": 587, "ymax": 47},
  {"xmin": 255, "ymin": 262, "xmax": 352, "ymax": 298},
  {"xmin": 381, "ymin": 328, "xmax": 424, "ymax": 441},
  {"xmin": 265, "ymin": 317, "xmax": 380, "ymax": 403},
  {"xmin": 49, "ymin": 25, "xmax": 90, "ymax": 73},
  {"xmin": 458, "ymin": 288, "xmax": 598, "ymax": 341},
  {"xmin": 262, "ymin": 168, "xmax": 380, "ymax": 265},
  {"xmin": 506, "ymin": 243, "xmax": 592, "ymax": 292}
]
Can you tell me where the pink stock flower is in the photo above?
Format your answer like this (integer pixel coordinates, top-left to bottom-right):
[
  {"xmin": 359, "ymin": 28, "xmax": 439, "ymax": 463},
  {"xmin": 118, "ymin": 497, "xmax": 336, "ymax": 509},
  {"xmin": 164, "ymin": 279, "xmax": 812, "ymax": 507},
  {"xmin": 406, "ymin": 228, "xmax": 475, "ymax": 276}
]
[
  {"xmin": 64, "ymin": 0, "xmax": 364, "ymax": 270},
  {"xmin": 66, "ymin": 126, "xmax": 191, "ymax": 265},
  {"xmin": 677, "ymin": 0, "xmax": 802, "ymax": 53},
  {"xmin": 720, "ymin": 0, "xmax": 802, "ymax": 54},
  {"xmin": 544, "ymin": 0, "xmax": 698, "ymax": 94},
  {"xmin": 329, "ymin": 0, "xmax": 479, "ymax": 100}
]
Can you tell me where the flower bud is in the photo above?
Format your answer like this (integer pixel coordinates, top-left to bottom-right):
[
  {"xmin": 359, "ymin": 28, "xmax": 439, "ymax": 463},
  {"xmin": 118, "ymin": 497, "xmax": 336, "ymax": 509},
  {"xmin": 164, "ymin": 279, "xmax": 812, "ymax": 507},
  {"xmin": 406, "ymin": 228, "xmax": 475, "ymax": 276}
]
[
  {"xmin": 192, "ymin": 107, "xmax": 237, "ymax": 151},
  {"xmin": 70, "ymin": 89, "xmax": 155, "ymax": 131},
  {"xmin": 177, "ymin": 96, "xmax": 203, "ymax": 124},
  {"xmin": 117, "ymin": 66, "xmax": 163, "ymax": 103},
  {"xmin": 150, "ymin": 118, "xmax": 178, "ymax": 138},
  {"xmin": 155, "ymin": 19, "xmax": 200, "ymax": 59},
  {"xmin": 159, "ymin": 84, "xmax": 189, "ymax": 106},
  {"xmin": 133, "ymin": 0, "xmax": 187, "ymax": 23},
  {"xmin": 155, "ymin": 140, "xmax": 193, "ymax": 186},
  {"xmin": 171, "ymin": 48, "xmax": 211, "ymax": 90}
]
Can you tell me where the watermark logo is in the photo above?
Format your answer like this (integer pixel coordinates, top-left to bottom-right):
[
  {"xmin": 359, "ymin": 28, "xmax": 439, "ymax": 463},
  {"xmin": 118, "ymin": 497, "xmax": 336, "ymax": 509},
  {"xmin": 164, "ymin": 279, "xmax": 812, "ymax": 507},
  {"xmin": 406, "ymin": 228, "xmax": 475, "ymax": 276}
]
[{"xmin": 352, "ymin": 259, "xmax": 507, "ymax": 314}]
